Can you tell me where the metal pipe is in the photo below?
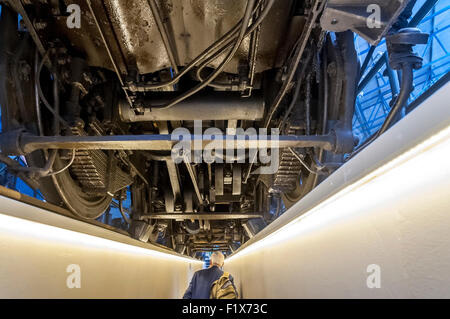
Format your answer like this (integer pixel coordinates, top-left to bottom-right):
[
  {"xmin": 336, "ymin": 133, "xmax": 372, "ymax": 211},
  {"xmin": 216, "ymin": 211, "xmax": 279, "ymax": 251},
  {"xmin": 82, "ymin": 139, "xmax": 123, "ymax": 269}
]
[
  {"xmin": 147, "ymin": 0, "xmax": 179, "ymax": 74},
  {"xmin": 376, "ymin": 64, "xmax": 414, "ymax": 137},
  {"xmin": 34, "ymin": 49, "xmax": 44, "ymax": 137},
  {"xmin": 119, "ymin": 92, "xmax": 265, "ymax": 122},
  {"xmin": 384, "ymin": 53, "xmax": 399, "ymax": 96},
  {"xmin": 15, "ymin": 133, "xmax": 336, "ymax": 154},
  {"xmin": 406, "ymin": 69, "xmax": 450, "ymax": 115},
  {"xmin": 119, "ymin": 196, "xmax": 131, "ymax": 225},
  {"xmin": 144, "ymin": 213, "xmax": 263, "ymax": 220},
  {"xmin": 348, "ymin": 64, "xmax": 415, "ymax": 159},
  {"xmin": 305, "ymin": 73, "xmax": 311, "ymax": 135},
  {"xmin": 184, "ymin": 157, "xmax": 204, "ymax": 206},
  {"xmin": 242, "ymin": 2, "xmax": 263, "ymax": 97},
  {"xmin": 86, "ymin": 0, "xmax": 133, "ymax": 106}
]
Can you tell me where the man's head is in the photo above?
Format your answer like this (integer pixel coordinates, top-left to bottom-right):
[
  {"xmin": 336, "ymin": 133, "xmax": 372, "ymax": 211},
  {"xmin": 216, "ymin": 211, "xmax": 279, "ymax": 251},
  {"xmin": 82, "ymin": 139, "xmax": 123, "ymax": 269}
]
[{"xmin": 210, "ymin": 251, "xmax": 225, "ymax": 268}]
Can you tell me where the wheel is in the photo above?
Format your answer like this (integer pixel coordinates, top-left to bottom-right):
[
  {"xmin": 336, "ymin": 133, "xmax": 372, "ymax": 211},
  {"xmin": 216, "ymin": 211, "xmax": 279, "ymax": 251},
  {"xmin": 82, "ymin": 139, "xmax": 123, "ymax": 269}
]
[
  {"xmin": 51, "ymin": 155, "xmax": 112, "ymax": 219},
  {"xmin": 0, "ymin": 7, "xmax": 111, "ymax": 219},
  {"xmin": 281, "ymin": 163, "xmax": 316, "ymax": 210}
]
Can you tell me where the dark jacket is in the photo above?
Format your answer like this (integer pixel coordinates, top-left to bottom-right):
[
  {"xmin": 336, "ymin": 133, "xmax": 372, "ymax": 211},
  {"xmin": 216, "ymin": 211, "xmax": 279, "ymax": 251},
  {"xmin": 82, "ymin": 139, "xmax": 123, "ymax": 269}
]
[{"xmin": 183, "ymin": 266, "xmax": 235, "ymax": 299}]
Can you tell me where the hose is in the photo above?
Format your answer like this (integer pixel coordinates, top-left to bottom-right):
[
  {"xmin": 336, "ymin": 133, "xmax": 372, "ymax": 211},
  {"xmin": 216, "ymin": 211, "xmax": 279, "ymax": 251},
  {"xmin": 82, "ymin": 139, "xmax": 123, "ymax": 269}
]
[
  {"xmin": 289, "ymin": 147, "xmax": 318, "ymax": 175},
  {"xmin": 347, "ymin": 63, "xmax": 414, "ymax": 160},
  {"xmin": 46, "ymin": 149, "xmax": 76, "ymax": 176},
  {"xmin": 376, "ymin": 64, "xmax": 414, "ymax": 137},
  {"xmin": 119, "ymin": 194, "xmax": 131, "ymax": 225},
  {"xmin": 1, "ymin": 150, "xmax": 57, "ymax": 177}
]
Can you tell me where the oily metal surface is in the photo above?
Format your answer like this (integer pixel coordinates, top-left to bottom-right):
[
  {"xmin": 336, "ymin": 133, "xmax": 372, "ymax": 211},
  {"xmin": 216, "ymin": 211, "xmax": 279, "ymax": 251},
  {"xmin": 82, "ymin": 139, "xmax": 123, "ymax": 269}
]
[{"xmin": 57, "ymin": 0, "xmax": 294, "ymax": 75}]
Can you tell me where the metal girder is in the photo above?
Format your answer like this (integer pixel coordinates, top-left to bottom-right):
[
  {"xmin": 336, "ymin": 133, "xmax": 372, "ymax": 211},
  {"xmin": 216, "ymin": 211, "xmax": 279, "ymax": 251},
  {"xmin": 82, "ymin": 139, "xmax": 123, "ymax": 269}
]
[{"xmin": 158, "ymin": 122, "xmax": 182, "ymax": 210}]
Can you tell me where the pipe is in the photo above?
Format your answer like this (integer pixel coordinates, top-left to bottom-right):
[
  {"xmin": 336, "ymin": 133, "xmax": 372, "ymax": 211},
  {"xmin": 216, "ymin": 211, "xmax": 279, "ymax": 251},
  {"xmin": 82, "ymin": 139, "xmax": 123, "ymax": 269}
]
[
  {"xmin": 119, "ymin": 196, "xmax": 131, "ymax": 225},
  {"xmin": 12, "ymin": 133, "xmax": 336, "ymax": 154},
  {"xmin": 376, "ymin": 64, "xmax": 414, "ymax": 137},
  {"xmin": 195, "ymin": 0, "xmax": 276, "ymax": 91},
  {"xmin": 147, "ymin": 0, "xmax": 179, "ymax": 74},
  {"xmin": 119, "ymin": 92, "xmax": 265, "ymax": 122},
  {"xmin": 348, "ymin": 64, "xmax": 414, "ymax": 159},
  {"xmin": 86, "ymin": 0, "xmax": 133, "ymax": 106}
]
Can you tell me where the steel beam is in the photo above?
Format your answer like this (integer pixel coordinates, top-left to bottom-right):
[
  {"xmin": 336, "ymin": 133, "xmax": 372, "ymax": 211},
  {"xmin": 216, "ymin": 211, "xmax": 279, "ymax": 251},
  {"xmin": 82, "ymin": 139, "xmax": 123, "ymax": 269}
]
[{"xmin": 1, "ymin": 132, "xmax": 337, "ymax": 155}]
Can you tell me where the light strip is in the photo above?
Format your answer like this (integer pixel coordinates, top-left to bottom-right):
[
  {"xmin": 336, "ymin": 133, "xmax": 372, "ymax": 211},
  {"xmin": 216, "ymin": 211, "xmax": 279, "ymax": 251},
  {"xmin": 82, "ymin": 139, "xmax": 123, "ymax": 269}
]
[
  {"xmin": 0, "ymin": 212, "xmax": 202, "ymax": 264},
  {"xmin": 227, "ymin": 125, "xmax": 450, "ymax": 261}
]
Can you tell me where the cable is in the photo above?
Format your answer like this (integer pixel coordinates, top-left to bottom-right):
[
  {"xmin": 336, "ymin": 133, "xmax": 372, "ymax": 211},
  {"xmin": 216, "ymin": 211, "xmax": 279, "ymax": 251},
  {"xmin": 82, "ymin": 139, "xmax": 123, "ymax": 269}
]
[
  {"xmin": 46, "ymin": 149, "xmax": 76, "ymax": 176},
  {"xmin": 263, "ymin": 0, "xmax": 326, "ymax": 129},
  {"xmin": 147, "ymin": 0, "xmax": 257, "ymax": 110},
  {"xmin": 376, "ymin": 64, "xmax": 414, "ymax": 137},
  {"xmin": 288, "ymin": 147, "xmax": 318, "ymax": 175},
  {"xmin": 36, "ymin": 50, "xmax": 69, "ymax": 128},
  {"xmin": 34, "ymin": 49, "xmax": 45, "ymax": 137},
  {"xmin": 194, "ymin": 0, "xmax": 276, "ymax": 90},
  {"xmin": 1, "ymin": 149, "xmax": 58, "ymax": 177},
  {"xmin": 279, "ymin": 71, "xmax": 303, "ymax": 133},
  {"xmin": 147, "ymin": 0, "xmax": 179, "ymax": 74},
  {"xmin": 347, "ymin": 64, "xmax": 415, "ymax": 161},
  {"xmin": 195, "ymin": 53, "xmax": 235, "ymax": 90},
  {"xmin": 279, "ymin": 49, "xmax": 314, "ymax": 134},
  {"xmin": 119, "ymin": 195, "xmax": 131, "ymax": 225}
]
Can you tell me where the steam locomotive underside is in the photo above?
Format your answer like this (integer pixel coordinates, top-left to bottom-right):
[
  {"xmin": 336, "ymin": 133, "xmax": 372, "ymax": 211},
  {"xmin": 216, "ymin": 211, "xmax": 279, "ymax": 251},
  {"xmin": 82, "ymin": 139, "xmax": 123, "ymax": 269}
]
[{"xmin": 0, "ymin": 0, "xmax": 411, "ymax": 256}]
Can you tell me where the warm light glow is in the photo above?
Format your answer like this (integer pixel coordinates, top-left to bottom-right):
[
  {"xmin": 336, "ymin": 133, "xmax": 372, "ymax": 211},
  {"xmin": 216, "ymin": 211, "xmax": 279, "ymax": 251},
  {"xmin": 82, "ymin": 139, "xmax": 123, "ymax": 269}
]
[
  {"xmin": 227, "ymin": 125, "xmax": 450, "ymax": 261},
  {"xmin": 0, "ymin": 212, "xmax": 202, "ymax": 264},
  {"xmin": 1, "ymin": 126, "xmax": 449, "ymax": 265}
]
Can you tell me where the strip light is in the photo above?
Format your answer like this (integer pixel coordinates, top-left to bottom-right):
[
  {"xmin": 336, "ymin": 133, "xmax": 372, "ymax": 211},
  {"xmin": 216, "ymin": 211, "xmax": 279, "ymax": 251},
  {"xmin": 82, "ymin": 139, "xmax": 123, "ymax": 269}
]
[
  {"xmin": 0, "ymin": 211, "xmax": 202, "ymax": 264},
  {"xmin": 227, "ymin": 124, "xmax": 450, "ymax": 262},
  {"xmin": 1, "ymin": 128, "xmax": 448, "ymax": 264}
]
